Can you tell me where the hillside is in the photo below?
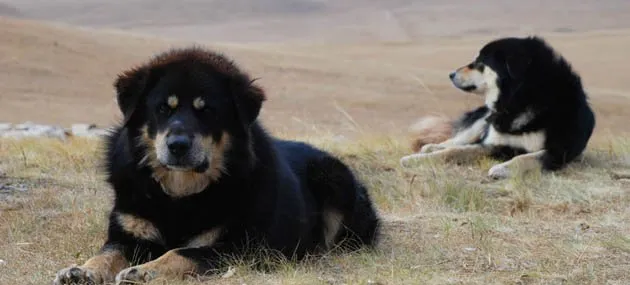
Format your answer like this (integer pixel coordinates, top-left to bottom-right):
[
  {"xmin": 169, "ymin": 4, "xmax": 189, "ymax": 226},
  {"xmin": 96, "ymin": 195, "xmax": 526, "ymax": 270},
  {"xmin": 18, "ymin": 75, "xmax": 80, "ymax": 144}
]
[
  {"xmin": 0, "ymin": 17, "xmax": 174, "ymax": 126},
  {"xmin": 4, "ymin": 0, "xmax": 630, "ymax": 43},
  {"xmin": 1, "ymin": 16, "xmax": 629, "ymax": 138}
]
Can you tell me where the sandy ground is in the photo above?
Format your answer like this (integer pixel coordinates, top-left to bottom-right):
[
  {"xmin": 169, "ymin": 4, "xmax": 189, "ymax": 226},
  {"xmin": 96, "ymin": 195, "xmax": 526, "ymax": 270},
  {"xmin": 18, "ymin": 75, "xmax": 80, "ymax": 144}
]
[{"xmin": 0, "ymin": 15, "xmax": 629, "ymax": 140}]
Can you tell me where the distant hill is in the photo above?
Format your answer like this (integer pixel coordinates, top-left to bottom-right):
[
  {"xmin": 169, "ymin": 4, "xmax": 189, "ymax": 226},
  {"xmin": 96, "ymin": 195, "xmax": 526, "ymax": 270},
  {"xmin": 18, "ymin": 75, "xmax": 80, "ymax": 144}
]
[
  {"xmin": 3, "ymin": 0, "xmax": 630, "ymax": 43},
  {"xmin": 0, "ymin": 17, "xmax": 174, "ymax": 125},
  {"xmin": 0, "ymin": 3, "xmax": 20, "ymax": 17}
]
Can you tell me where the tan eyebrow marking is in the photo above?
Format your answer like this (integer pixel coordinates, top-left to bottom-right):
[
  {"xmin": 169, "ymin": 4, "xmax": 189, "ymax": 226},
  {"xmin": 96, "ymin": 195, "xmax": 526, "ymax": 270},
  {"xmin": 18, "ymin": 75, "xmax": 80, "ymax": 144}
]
[
  {"xmin": 167, "ymin": 95, "xmax": 179, "ymax": 108},
  {"xmin": 193, "ymin": 97, "xmax": 205, "ymax": 110}
]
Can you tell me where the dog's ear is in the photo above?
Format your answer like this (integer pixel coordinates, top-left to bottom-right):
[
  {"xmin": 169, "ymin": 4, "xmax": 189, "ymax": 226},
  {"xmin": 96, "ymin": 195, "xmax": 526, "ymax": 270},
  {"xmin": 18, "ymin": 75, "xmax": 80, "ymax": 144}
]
[
  {"xmin": 505, "ymin": 53, "xmax": 531, "ymax": 79},
  {"xmin": 232, "ymin": 78, "xmax": 266, "ymax": 129},
  {"xmin": 114, "ymin": 67, "xmax": 150, "ymax": 125}
]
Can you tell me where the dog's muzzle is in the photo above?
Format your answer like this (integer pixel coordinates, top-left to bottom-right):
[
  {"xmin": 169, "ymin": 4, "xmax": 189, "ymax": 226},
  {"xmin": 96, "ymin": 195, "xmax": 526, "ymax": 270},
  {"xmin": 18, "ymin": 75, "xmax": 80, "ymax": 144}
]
[
  {"xmin": 449, "ymin": 66, "xmax": 486, "ymax": 93},
  {"xmin": 157, "ymin": 128, "xmax": 209, "ymax": 172}
]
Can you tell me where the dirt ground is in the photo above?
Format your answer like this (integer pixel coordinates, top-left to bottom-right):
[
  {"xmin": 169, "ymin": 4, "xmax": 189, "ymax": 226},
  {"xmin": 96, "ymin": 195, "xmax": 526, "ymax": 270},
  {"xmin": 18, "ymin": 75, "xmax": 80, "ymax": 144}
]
[{"xmin": 0, "ymin": 17, "xmax": 629, "ymax": 139}]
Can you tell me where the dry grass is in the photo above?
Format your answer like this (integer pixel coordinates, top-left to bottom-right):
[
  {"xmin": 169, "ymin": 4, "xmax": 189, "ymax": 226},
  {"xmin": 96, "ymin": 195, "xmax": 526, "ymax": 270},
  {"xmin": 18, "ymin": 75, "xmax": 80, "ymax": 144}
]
[{"xmin": 1, "ymin": 134, "xmax": 629, "ymax": 285}]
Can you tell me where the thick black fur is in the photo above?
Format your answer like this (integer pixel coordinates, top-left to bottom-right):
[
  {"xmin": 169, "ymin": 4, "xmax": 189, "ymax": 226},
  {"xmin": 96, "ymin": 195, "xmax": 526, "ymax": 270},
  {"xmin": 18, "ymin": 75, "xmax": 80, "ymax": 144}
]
[
  {"xmin": 455, "ymin": 36, "xmax": 595, "ymax": 170},
  {"xmin": 102, "ymin": 47, "xmax": 380, "ymax": 274}
]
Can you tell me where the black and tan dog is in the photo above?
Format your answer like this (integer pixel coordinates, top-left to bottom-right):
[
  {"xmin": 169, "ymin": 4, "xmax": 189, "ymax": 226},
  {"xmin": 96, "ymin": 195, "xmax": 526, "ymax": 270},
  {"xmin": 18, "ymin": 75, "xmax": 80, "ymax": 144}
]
[
  {"xmin": 401, "ymin": 36, "xmax": 596, "ymax": 179},
  {"xmin": 54, "ymin": 47, "xmax": 380, "ymax": 284}
]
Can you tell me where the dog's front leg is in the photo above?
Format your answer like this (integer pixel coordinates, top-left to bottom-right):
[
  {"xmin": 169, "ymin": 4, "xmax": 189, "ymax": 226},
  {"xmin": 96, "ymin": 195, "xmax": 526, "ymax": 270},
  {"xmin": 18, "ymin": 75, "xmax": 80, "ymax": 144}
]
[
  {"xmin": 419, "ymin": 120, "xmax": 488, "ymax": 154},
  {"xmin": 54, "ymin": 245, "xmax": 130, "ymax": 285},
  {"xmin": 488, "ymin": 150, "xmax": 546, "ymax": 179},
  {"xmin": 54, "ymin": 211, "xmax": 169, "ymax": 285},
  {"xmin": 115, "ymin": 245, "xmax": 234, "ymax": 284}
]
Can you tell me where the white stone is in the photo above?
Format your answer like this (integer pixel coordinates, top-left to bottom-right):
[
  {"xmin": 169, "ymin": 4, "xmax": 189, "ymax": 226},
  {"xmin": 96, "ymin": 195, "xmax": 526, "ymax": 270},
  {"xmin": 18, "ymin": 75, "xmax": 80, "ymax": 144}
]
[
  {"xmin": 0, "ymin": 125, "xmax": 67, "ymax": 140},
  {"xmin": 71, "ymin": 123, "xmax": 97, "ymax": 137},
  {"xmin": 14, "ymin": 122, "xmax": 35, "ymax": 130},
  {"xmin": 88, "ymin": 129, "xmax": 109, "ymax": 138},
  {"xmin": 0, "ymin": 123, "xmax": 11, "ymax": 132}
]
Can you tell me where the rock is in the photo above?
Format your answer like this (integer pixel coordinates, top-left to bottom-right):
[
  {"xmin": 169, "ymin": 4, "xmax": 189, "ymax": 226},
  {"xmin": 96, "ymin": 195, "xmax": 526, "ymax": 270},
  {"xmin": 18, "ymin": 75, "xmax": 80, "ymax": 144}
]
[
  {"xmin": 0, "ymin": 123, "xmax": 11, "ymax": 132},
  {"xmin": 71, "ymin": 124, "xmax": 97, "ymax": 136},
  {"xmin": 13, "ymin": 121, "xmax": 35, "ymax": 130},
  {"xmin": 0, "ymin": 122, "xmax": 113, "ymax": 140},
  {"xmin": 0, "ymin": 130, "xmax": 25, "ymax": 138},
  {"xmin": 27, "ymin": 125, "xmax": 67, "ymax": 140},
  {"xmin": 71, "ymin": 124, "xmax": 108, "ymax": 138},
  {"xmin": 0, "ymin": 124, "xmax": 67, "ymax": 140},
  {"xmin": 87, "ymin": 128, "xmax": 109, "ymax": 138}
]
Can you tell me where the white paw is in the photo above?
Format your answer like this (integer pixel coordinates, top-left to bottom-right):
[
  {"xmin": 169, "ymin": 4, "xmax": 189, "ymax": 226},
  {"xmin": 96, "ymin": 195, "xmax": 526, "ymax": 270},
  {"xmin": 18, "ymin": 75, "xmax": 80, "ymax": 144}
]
[
  {"xmin": 115, "ymin": 266, "xmax": 156, "ymax": 285},
  {"xmin": 53, "ymin": 266, "xmax": 103, "ymax": 285},
  {"xmin": 488, "ymin": 163, "xmax": 511, "ymax": 180},
  {"xmin": 419, "ymin": 143, "xmax": 445, "ymax": 154}
]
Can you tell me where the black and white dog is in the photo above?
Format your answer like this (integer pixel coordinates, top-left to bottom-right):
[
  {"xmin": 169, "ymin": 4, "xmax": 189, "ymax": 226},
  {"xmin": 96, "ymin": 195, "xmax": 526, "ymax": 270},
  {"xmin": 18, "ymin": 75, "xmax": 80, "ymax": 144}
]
[{"xmin": 401, "ymin": 36, "xmax": 596, "ymax": 179}]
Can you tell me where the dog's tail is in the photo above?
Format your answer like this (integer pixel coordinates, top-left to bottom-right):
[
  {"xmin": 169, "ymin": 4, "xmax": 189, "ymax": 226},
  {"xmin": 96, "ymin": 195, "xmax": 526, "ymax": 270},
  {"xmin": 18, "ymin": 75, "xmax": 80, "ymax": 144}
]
[{"xmin": 408, "ymin": 115, "xmax": 453, "ymax": 152}]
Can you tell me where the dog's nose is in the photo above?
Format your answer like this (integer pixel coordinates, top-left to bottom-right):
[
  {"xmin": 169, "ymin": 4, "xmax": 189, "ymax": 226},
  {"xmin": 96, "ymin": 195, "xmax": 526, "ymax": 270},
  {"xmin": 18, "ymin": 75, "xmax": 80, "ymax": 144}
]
[
  {"xmin": 167, "ymin": 135, "xmax": 191, "ymax": 156},
  {"xmin": 449, "ymin": 72, "xmax": 456, "ymax": 80}
]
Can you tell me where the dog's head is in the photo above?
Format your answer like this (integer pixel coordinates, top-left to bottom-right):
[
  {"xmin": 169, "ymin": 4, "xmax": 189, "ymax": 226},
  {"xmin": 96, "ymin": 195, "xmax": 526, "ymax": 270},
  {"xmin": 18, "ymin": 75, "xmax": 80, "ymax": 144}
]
[
  {"xmin": 449, "ymin": 37, "xmax": 547, "ymax": 109},
  {"xmin": 114, "ymin": 47, "xmax": 265, "ymax": 196}
]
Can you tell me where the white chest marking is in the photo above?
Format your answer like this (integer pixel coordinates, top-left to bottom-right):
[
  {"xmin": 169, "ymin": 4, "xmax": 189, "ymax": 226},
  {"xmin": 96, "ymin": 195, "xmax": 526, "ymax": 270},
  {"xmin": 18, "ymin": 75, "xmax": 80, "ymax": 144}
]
[
  {"xmin": 511, "ymin": 110, "xmax": 536, "ymax": 131},
  {"xmin": 483, "ymin": 126, "xmax": 546, "ymax": 153},
  {"xmin": 483, "ymin": 68, "xmax": 500, "ymax": 110},
  {"xmin": 484, "ymin": 86, "xmax": 500, "ymax": 111},
  {"xmin": 449, "ymin": 112, "xmax": 491, "ymax": 145}
]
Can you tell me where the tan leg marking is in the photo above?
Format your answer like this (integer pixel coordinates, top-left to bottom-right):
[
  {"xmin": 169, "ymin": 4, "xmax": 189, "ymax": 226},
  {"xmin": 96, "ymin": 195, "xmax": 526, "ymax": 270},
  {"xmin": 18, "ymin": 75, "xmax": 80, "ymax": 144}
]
[
  {"xmin": 323, "ymin": 209, "xmax": 344, "ymax": 249},
  {"xmin": 167, "ymin": 95, "xmax": 178, "ymax": 109},
  {"xmin": 115, "ymin": 250, "xmax": 196, "ymax": 284},
  {"xmin": 117, "ymin": 212, "xmax": 162, "ymax": 243},
  {"xmin": 488, "ymin": 150, "xmax": 545, "ymax": 179},
  {"xmin": 186, "ymin": 227, "xmax": 223, "ymax": 248},
  {"xmin": 203, "ymin": 132, "xmax": 231, "ymax": 182},
  {"xmin": 193, "ymin": 97, "xmax": 206, "ymax": 110},
  {"xmin": 401, "ymin": 144, "xmax": 489, "ymax": 167},
  {"xmin": 54, "ymin": 249, "xmax": 129, "ymax": 284}
]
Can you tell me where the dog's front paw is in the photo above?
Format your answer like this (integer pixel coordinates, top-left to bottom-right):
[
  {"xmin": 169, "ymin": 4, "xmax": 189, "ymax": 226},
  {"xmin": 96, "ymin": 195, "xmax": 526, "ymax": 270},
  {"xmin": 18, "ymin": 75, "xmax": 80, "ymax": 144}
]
[
  {"xmin": 54, "ymin": 266, "xmax": 103, "ymax": 285},
  {"xmin": 419, "ymin": 143, "xmax": 445, "ymax": 154},
  {"xmin": 115, "ymin": 266, "xmax": 157, "ymax": 285},
  {"xmin": 488, "ymin": 163, "xmax": 511, "ymax": 180}
]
